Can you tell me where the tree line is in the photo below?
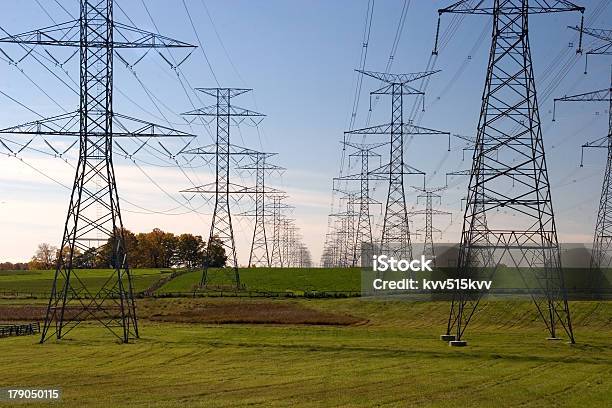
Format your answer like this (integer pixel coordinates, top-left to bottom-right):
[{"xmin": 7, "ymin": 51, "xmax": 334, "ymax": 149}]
[{"xmin": 23, "ymin": 228, "xmax": 227, "ymax": 270}]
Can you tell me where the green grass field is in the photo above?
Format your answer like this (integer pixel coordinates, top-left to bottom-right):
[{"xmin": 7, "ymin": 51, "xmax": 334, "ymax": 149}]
[
  {"xmin": 0, "ymin": 268, "xmax": 170, "ymax": 295},
  {"xmin": 3, "ymin": 267, "xmax": 607, "ymax": 297},
  {"xmin": 160, "ymin": 267, "xmax": 362, "ymax": 293},
  {"xmin": 0, "ymin": 298, "xmax": 610, "ymax": 407},
  {"xmin": 0, "ymin": 267, "xmax": 364, "ymax": 296},
  {"xmin": 0, "ymin": 269, "xmax": 610, "ymax": 407}
]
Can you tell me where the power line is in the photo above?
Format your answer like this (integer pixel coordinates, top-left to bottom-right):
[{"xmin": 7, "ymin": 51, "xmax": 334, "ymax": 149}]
[{"xmin": 181, "ymin": 0, "xmax": 220, "ymax": 86}]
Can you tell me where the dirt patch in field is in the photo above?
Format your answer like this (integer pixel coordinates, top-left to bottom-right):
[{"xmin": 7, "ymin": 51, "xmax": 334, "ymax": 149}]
[
  {"xmin": 0, "ymin": 299, "xmax": 367, "ymax": 326},
  {"xmin": 0, "ymin": 304, "xmax": 131, "ymax": 322},
  {"xmin": 140, "ymin": 299, "xmax": 366, "ymax": 326},
  {"xmin": 0, "ymin": 305, "xmax": 46, "ymax": 321}
]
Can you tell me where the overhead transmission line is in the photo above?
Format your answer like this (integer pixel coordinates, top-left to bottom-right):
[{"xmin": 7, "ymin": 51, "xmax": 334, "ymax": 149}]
[
  {"xmin": 180, "ymin": 0, "xmax": 219, "ymax": 87},
  {"xmin": 138, "ymin": 0, "xmax": 284, "ymax": 242},
  {"xmin": 324, "ymin": 0, "xmax": 377, "ymax": 255}
]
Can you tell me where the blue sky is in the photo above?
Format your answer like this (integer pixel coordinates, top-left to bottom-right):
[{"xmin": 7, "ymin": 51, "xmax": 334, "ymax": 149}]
[{"xmin": 0, "ymin": 0, "xmax": 610, "ymax": 263}]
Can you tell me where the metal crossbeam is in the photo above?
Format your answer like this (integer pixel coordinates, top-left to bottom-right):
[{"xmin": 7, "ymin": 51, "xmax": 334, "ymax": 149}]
[{"xmin": 438, "ymin": 0, "xmax": 584, "ymax": 15}]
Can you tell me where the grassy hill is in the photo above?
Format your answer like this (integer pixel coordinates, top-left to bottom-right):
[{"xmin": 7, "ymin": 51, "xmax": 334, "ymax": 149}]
[
  {"xmin": 2, "ymin": 266, "xmax": 609, "ymax": 299},
  {"xmin": 159, "ymin": 267, "xmax": 362, "ymax": 294},
  {"xmin": 0, "ymin": 267, "xmax": 364, "ymax": 296},
  {"xmin": 0, "ymin": 268, "xmax": 165, "ymax": 295}
]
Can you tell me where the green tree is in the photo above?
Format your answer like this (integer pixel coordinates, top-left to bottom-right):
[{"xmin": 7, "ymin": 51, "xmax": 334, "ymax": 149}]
[
  {"xmin": 74, "ymin": 247, "xmax": 98, "ymax": 269},
  {"xmin": 34, "ymin": 228, "xmax": 219, "ymax": 269},
  {"xmin": 175, "ymin": 233, "xmax": 205, "ymax": 268},
  {"xmin": 57, "ymin": 245, "xmax": 83, "ymax": 268},
  {"xmin": 137, "ymin": 228, "xmax": 177, "ymax": 268},
  {"xmin": 205, "ymin": 236, "xmax": 227, "ymax": 268},
  {"xmin": 95, "ymin": 228, "xmax": 139, "ymax": 268},
  {"xmin": 0, "ymin": 262, "xmax": 28, "ymax": 270},
  {"xmin": 29, "ymin": 243, "xmax": 58, "ymax": 269}
]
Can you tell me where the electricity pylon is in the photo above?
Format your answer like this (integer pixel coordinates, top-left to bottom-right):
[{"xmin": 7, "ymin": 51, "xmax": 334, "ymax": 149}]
[
  {"xmin": 288, "ymin": 226, "xmax": 300, "ymax": 267},
  {"xmin": 281, "ymin": 218, "xmax": 296, "ymax": 267},
  {"xmin": 298, "ymin": 245, "xmax": 313, "ymax": 267},
  {"xmin": 561, "ymin": 24, "xmax": 612, "ymax": 272},
  {"xmin": 321, "ymin": 231, "xmax": 339, "ymax": 267},
  {"xmin": 268, "ymin": 194, "xmax": 293, "ymax": 267},
  {"xmin": 181, "ymin": 89, "xmax": 264, "ymax": 289},
  {"xmin": 282, "ymin": 221, "xmax": 308, "ymax": 268},
  {"xmin": 435, "ymin": 0, "xmax": 584, "ymax": 345},
  {"xmin": 334, "ymin": 141, "xmax": 384, "ymax": 266},
  {"xmin": 554, "ymin": 75, "xmax": 612, "ymax": 271},
  {"xmin": 0, "ymin": 0, "xmax": 194, "ymax": 343},
  {"xmin": 328, "ymin": 192, "xmax": 359, "ymax": 267},
  {"xmin": 237, "ymin": 152, "xmax": 284, "ymax": 267},
  {"xmin": 290, "ymin": 226, "xmax": 310, "ymax": 268},
  {"xmin": 345, "ymin": 70, "xmax": 450, "ymax": 261},
  {"xmin": 408, "ymin": 187, "xmax": 452, "ymax": 266}
]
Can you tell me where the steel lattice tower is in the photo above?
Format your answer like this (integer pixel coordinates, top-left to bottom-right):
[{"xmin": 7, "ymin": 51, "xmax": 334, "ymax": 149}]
[
  {"xmin": 282, "ymin": 222, "xmax": 307, "ymax": 268},
  {"xmin": 268, "ymin": 194, "xmax": 292, "ymax": 267},
  {"xmin": 289, "ymin": 226, "xmax": 304, "ymax": 267},
  {"xmin": 321, "ymin": 232, "xmax": 338, "ymax": 267},
  {"xmin": 237, "ymin": 152, "xmax": 284, "ymax": 267},
  {"xmin": 329, "ymin": 193, "xmax": 359, "ymax": 267},
  {"xmin": 554, "ymin": 73, "xmax": 612, "ymax": 270},
  {"xmin": 249, "ymin": 152, "xmax": 271, "ymax": 267},
  {"xmin": 283, "ymin": 220, "xmax": 291, "ymax": 267},
  {"xmin": 280, "ymin": 218, "xmax": 295, "ymax": 267},
  {"xmin": 298, "ymin": 245, "xmax": 313, "ymax": 267},
  {"xmin": 409, "ymin": 187, "xmax": 452, "ymax": 266},
  {"xmin": 334, "ymin": 142, "xmax": 384, "ymax": 266},
  {"xmin": 435, "ymin": 0, "xmax": 584, "ymax": 345},
  {"xmin": 353, "ymin": 146, "xmax": 376, "ymax": 266},
  {"xmin": 0, "ymin": 0, "xmax": 194, "ymax": 343},
  {"xmin": 288, "ymin": 225, "xmax": 298, "ymax": 267},
  {"xmin": 560, "ymin": 26, "xmax": 612, "ymax": 272},
  {"xmin": 181, "ymin": 89, "xmax": 264, "ymax": 288},
  {"xmin": 345, "ymin": 71, "xmax": 450, "ymax": 261}
]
